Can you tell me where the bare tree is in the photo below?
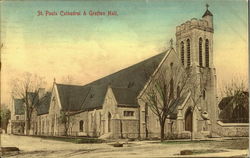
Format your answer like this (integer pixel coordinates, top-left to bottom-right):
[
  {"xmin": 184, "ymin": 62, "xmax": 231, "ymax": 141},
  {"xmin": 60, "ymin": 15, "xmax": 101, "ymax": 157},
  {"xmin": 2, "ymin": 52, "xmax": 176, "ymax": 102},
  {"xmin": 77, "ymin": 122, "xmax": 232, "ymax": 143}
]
[
  {"xmin": 142, "ymin": 63, "xmax": 192, "ymax": 142},
  {"xmin": 61, "ymin": 75, "xmax": 75, "ymax": 84},
  {"xmin": 58, "ymin": 75, "xmax": 76, "ymax": 136},
  {"xmin": 219, "ymin": 76, "xmax": 248, "ymax": 123},
  {"xmin": 11, "ymin": 72, "xmax": 47, "ymax": 135},
  {"xmin": 59, "ymin": 111, "xmax": 74, "ymax": 136},
  {"xmin": 221, "ymin": 76, "xmax": 248, "ymax": 98},
  {"xmin": 0, "ymin": 104, "xmax": 11, "ymax": 133}
]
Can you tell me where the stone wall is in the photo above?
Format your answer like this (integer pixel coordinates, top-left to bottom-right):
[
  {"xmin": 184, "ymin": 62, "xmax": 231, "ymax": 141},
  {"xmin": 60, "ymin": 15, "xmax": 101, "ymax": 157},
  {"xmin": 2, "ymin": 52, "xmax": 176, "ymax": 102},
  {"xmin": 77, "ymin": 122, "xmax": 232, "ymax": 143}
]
[{"xmin": 213, "ymin": 121, "xmax": 249, "ymax": 137}]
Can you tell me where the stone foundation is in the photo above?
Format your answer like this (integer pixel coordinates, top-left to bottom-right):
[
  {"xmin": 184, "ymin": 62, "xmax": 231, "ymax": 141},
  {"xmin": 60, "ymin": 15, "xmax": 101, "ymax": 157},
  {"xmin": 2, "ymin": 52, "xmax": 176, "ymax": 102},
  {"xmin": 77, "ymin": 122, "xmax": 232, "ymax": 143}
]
[{"xmin": 213, "ymin": 121, "xmax": 249, "ymax": 137}]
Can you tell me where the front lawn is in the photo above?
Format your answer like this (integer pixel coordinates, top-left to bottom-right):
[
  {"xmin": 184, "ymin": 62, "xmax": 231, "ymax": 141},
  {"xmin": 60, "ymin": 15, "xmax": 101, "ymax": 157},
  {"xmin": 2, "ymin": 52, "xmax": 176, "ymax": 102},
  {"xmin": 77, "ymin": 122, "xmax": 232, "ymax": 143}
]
[
  {"xmin": 36, "ymin": 136, "xmax": 105, "ymax": 144},
  {"xmin": 162, "ymin": 137, "xmax": 249, "ymax": 150},
  {"xmin": 161, "ymin": 139, "xmax": 213, "ymax": 144}
]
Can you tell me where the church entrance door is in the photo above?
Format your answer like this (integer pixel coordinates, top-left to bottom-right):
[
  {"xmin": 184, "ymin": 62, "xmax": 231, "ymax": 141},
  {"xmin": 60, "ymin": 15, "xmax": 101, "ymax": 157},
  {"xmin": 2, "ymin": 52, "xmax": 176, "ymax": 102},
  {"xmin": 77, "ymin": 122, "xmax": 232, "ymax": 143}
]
[{"xmin": 185, "ymin": 108, "xmax": 193, "ymax": 132}]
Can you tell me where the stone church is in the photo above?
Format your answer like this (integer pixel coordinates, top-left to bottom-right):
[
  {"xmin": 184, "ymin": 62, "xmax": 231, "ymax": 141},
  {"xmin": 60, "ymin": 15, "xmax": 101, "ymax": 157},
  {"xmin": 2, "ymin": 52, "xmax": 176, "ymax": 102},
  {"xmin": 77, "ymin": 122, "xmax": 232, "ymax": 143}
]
[{"xmin": 10, "ymin": 7, "xmax": 219, "ymax": 139}]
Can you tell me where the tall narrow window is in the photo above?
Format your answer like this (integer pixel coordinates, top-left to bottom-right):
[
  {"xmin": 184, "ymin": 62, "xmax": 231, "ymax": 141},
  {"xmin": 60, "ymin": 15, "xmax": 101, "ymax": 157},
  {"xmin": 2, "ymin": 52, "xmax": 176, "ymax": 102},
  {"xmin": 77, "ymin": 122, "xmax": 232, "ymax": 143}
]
[
  {"xmin": 145, "ymin": 103, "xmax": 148, "ymax": 138},
  {"xmin": 177, "ymin": 86, "xmax": 180, "ymax": 98},
  {"xmin": 187, "ymin": 39, "xmax": 191, "ymax": 67},
  {"xmin": 203, "ymin": 90, "xmax": 206, "ymax": 100},
  {"xmin": 181, "ymin": 41, "xmax": 184, "ymax": 65},
  {"xmin": 79, "ymin": 120, "xmax": 84, "ymax": 132},
  {"xmin": 205, "ymin": 39, "xmax": 209, "ymax": 67},
  {"xmin": 169, "ymin": 78, "xmax": 174, "ymax": 99},
  {"xmin": 199, "ymin": 38, "xmax": 203, "ymax": 66}
]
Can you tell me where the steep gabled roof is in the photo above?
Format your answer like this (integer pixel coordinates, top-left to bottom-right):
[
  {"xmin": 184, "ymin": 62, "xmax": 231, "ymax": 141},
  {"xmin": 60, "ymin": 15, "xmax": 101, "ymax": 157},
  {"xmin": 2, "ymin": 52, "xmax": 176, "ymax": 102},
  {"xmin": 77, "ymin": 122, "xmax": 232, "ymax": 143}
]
[
  {"xmin": 81, "ymin": 85, "xmax": 108, "ymax": 110},
  {"xmin": 56, "ymin": 84, "xmax": 91, "ymax": 111},
  {"xmin": 111, "ymin": 87, "xmax": 138, "ymax": 107},
  {"xmin": 56, "ymin": 51, "xmax": 167, "ymax": 111},
  {"xmin": 36, "ymin": 92, "xmax": 52, "ymax": 115},
  {"xmin": 14, "ymin": 99, "xmax": 25, "ymax": 115}
]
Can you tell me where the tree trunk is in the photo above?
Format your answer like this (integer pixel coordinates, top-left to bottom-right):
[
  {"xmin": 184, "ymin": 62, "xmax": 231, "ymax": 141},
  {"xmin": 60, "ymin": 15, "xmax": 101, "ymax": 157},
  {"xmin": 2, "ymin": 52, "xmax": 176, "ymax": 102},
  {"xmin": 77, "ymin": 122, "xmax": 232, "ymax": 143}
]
[
  {"xmin": 64, "ymin": 123, "xmax": 68, "ymax": 136},
  {"xmin": 160, "ymin": 120, "xmax": 165, "ymax": 142},
  {"xmin": 25, "ymin": 119, "xmax": 31, "ymax": 135},
  {"xmin": 25, "ymin": 106, "xmax": 32, "ymax": 135}
]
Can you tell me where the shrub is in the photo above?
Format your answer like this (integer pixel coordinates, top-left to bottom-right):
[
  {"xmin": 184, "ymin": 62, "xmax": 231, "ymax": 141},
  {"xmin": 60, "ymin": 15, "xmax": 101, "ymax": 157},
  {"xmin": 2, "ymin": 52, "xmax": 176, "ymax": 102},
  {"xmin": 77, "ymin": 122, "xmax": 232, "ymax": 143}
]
[
  {"xmin": 75, "ymin": 138, "xmax": 104, "ymax": 144},
  {"xmin": 165, "ymin": 133, "xmax": 178, "ymax": 140}
]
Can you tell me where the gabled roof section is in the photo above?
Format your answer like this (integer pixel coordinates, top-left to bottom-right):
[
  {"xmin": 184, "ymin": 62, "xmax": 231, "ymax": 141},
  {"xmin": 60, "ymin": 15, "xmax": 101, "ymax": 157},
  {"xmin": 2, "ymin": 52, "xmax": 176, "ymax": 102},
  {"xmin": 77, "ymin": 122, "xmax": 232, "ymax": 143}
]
[
  {"xmin": 56, "ymin": 52, "xmax": 167, "ymax": 111},
  {"xmin": 85, "ymin": 52, "xmax": 167, "ymax": 95},
  {"xmin": 81, "ymin": 85, "xmax": 108, "ymax": 111},
  {"xmin": 36, "ymin": 92, "xmax": 52, "ymax": 115},
  {"xmin": 27, "ymin": 92, "xmax": 39, "ymax": 105},
  {"xmin": 14, "ymin": 99, "xmax": 25, "ymax": 115},
  {"xmin": 111, "ymin": 87, "xmax": 138, "ymax": 107},
  {"xmin": 56, "ymin": 84, "xmax": 91, "ymax": 111}
]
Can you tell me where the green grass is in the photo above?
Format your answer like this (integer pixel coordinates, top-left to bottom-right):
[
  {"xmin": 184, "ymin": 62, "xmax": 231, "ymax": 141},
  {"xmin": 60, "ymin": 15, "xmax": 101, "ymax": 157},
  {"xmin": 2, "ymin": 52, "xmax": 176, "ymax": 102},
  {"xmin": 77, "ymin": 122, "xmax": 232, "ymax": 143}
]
[
  {"xmin": 191, "ymin": 149, "xmax": 226, "ymax": 155},
  {"xmin": 162, "ymin": 140, "xmax": 213, "ymax": 144},
  {"xmin": 163, "ymin": 138, "xmax": 249, "ymax": 150},
  {"xmin": 39, "ymin": 136, "xmax": 105, "ymax": 144}
]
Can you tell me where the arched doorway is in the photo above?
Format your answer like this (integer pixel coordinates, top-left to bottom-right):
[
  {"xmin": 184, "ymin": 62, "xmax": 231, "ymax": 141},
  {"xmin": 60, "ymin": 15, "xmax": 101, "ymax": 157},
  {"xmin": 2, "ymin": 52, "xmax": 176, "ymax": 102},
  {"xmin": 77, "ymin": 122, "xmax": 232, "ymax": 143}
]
[
  {"xmin": 108, "ymin": 112, "xmax": 111, "ymax": 132},
  {"xmin": 185, "ymin": 108, "xmax": 193, "ymax": 132}
]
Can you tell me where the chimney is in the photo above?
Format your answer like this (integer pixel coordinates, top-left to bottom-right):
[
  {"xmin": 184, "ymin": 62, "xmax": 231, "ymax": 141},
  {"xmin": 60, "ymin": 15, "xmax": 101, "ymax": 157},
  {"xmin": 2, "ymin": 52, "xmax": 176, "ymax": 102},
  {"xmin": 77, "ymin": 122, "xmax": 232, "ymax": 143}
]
[{"xmin": 38, "ymin": 88, "xmax": 45, "ymax": 99}]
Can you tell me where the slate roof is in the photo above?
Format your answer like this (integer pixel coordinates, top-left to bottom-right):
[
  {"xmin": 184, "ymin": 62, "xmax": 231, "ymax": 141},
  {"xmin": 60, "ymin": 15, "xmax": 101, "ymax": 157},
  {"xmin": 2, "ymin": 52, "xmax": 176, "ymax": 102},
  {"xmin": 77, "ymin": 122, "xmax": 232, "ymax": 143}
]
[
  {"xmin": 36, "ymin": 92, "xmax": 52, "ymax": 115},
  {"xmin": 81, "ymin": 85, "xmax": 108, "ymax": 110},
  {"xmin": 56, "ymin": 51, "xmax": 168, "ymax": 112},
  {"xmin": 112, "ymin": 87, "xmax": 138, "ymax": 107},
  {"xmin": 56, "ymin": 84, "xmax": 91, "ymax": 111},
  {"xmin": 14, "ymin": 99, "xmax": 25, "ymax": 115}
]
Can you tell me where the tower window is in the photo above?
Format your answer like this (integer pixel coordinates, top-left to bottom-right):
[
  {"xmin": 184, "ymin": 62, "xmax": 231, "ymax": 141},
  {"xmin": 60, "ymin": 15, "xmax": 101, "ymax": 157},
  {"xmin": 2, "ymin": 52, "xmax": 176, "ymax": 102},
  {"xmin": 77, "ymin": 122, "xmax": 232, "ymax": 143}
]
[
  {"xmin": 205, "ymin": 39, "xmax": 209, "ymax": 67},
  {"xmin": 203, "ymin": 90, "xmax": 206, "ymax": 100},
  {"xmin": 170, "ymin": 62, "xmax": 173, "ymax": 68},
  {"xmin": 177, "ymin": 86, "xmax": 180, "ymax": 98},
  {"xmin": 187, "ymin": 39, "xmax": 191, "ymax": 67},
  {"xmin": 199, "ymin": 38, "xmax": 203, "ymax": 66},
  {"xmin": 169, "ymin": 78, "xmax": 174, "ymax": 99},
  {"xmin": 181, "ymin": 41, "xmax": 184, "ymax": 65}
]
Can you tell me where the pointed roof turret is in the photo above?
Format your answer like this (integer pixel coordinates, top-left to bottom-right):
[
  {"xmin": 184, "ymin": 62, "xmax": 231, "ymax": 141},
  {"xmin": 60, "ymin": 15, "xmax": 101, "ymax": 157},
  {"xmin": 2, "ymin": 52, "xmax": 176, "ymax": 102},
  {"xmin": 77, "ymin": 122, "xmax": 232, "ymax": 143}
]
[{"xmin": 202, "ymin": 4, "xmax": 213, "ymax": 17}]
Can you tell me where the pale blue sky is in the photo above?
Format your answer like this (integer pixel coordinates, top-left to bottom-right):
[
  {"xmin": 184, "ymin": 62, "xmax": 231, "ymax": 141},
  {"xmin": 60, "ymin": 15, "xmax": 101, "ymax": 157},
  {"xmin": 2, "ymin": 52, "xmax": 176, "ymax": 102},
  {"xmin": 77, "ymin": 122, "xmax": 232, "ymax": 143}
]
[{"xmin": 1, "ymin": 0, "xmax": 248, "ymax": 104}]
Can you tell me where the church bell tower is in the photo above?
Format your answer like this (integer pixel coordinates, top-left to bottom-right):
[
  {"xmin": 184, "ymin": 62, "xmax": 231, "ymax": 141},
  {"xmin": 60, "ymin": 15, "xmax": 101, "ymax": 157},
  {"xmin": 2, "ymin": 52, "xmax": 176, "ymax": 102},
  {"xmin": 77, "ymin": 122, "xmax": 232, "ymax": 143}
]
[
  {"xmin": 175, "ymin": 5, "xmax": 218, "ymax": 133},
  {"xmin": 175, "ymin": 4, "xmax": 214, "ymax": 69}
]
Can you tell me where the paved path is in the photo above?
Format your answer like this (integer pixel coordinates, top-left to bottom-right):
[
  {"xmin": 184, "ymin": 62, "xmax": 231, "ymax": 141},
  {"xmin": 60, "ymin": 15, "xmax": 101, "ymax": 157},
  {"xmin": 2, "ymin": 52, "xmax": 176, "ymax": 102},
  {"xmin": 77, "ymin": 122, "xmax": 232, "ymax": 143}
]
[{"xmin": 1, "ymin": 134, "xmax": 249, "ymax": 157}]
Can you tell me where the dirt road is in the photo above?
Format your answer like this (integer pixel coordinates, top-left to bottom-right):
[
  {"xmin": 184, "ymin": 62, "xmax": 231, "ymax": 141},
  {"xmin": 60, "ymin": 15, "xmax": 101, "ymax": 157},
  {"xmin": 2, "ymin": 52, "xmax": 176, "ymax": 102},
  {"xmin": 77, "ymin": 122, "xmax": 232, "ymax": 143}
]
[{"xmin": 1, "ymin": 134, "xmax": 248, "ymax": 157}]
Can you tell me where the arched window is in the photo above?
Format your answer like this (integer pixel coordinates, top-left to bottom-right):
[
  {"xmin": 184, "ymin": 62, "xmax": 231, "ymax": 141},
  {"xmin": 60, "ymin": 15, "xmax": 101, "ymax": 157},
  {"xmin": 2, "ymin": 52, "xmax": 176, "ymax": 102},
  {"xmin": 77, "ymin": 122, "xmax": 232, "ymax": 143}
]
[
  {"xmin": 79, "ymin": 120, "xmax": 84, "ymax": 132},
  {"xmin": 187, "ymin": 39, "xmax": 191, "ymax": 67},
  {"xmin": 203, "ymin": 90, "xmax": 206, "ymax": 100},
  {"xmin": 170, "ymin": 78, "xmax": 174, "ymax": 99},
  {"xmin": 177, "ymin": 86, "xmax": 180, "ymax": 98},
  {"xmin": 205, "ymin": 39, "xmax": 209, "ymax": 67},
  {"xmin": 170, "ymin": 62, "xmax": 173, "ymax": 68},
  {"xmin": 181, "ymin": 41, "xmax": 184, "ymax": 65},
  {"xmin": 199, "ymin": 38, "xmax": 203, "ymax": 66}
]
